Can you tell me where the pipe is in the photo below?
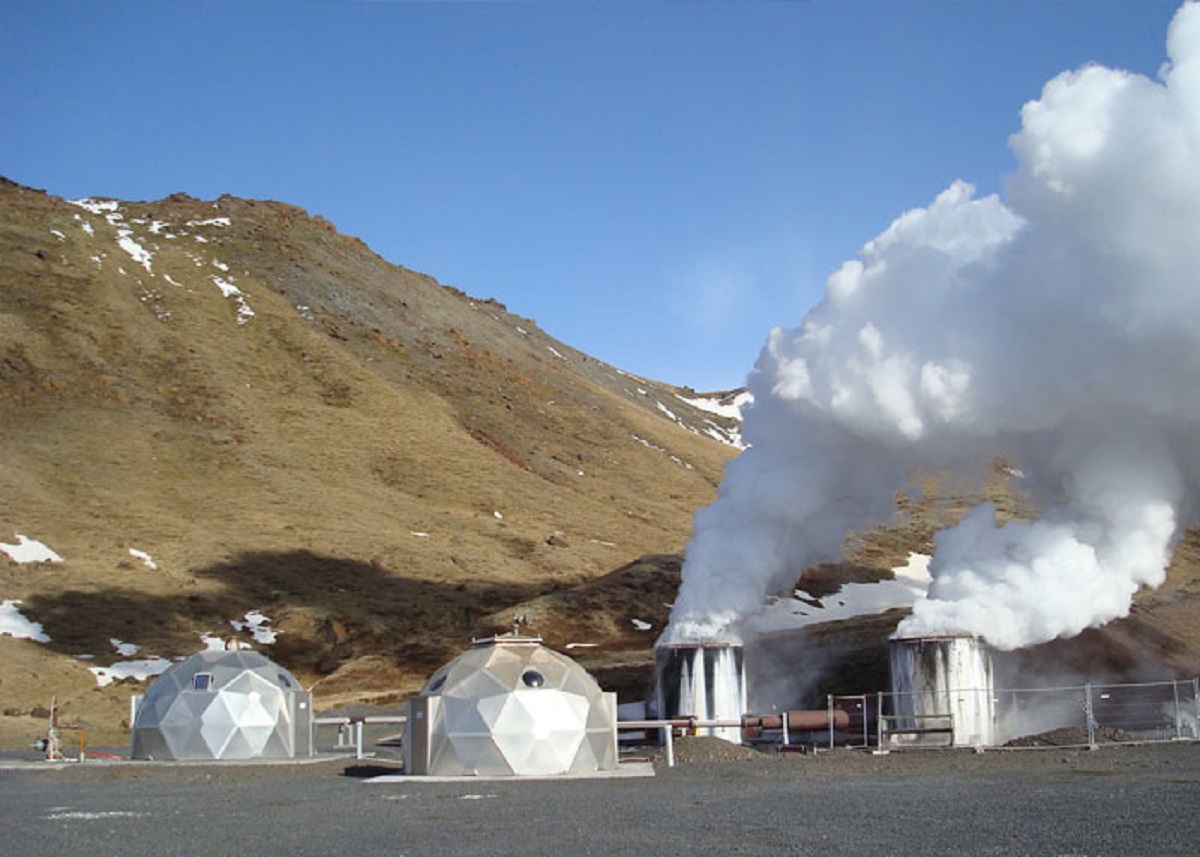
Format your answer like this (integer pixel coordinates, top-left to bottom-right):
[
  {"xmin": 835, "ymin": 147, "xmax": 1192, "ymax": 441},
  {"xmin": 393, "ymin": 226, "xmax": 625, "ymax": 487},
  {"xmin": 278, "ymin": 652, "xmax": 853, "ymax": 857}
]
[{"xmin": 741, "ymin": 709, "xmax": 850, "ymax": 732}]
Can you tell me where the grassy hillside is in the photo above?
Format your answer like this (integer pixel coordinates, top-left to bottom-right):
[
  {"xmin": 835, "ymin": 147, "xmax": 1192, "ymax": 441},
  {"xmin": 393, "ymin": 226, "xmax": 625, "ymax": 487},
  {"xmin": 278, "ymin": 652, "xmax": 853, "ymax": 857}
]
[{"xmin": 0, "ymin": 178, "xmax": 737, "ymax": 745}]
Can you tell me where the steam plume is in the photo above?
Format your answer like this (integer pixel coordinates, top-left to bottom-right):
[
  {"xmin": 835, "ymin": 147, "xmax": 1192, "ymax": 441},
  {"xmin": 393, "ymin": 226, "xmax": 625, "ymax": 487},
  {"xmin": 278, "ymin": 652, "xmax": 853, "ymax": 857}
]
[{"xmin": 665, "ymin": 2, "xmax": 1200, "ymax": 651}]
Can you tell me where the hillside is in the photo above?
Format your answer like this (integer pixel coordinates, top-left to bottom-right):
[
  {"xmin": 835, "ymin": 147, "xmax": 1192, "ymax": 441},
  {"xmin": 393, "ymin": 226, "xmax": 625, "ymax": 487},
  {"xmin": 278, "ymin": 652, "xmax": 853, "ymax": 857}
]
[
  {"xmin": 3, "ymin": 176, "xmax": 1199, "ymax": 751},
  {"xmin": 0, "ymin": 177, "xmax": 739, "ymax": 744}
]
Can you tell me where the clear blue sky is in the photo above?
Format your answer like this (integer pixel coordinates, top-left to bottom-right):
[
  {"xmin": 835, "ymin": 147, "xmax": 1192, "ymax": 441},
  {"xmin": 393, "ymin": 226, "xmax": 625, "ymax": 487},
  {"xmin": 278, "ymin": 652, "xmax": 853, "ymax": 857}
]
[{"xmin": 0, "ymin": 1, "xmax": 1183, "ymax": 390}]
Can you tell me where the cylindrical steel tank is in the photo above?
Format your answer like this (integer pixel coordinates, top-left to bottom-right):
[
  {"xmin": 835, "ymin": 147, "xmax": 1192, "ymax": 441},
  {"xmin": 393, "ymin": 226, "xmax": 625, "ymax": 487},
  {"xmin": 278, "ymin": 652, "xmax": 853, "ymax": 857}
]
[
  {"xmin": 889, "ymin": 635, "xmax": 995, "ymax": 747},
  {"xmin": 655, "ymin": 642, "xmax": 747, "ymax": 743}
]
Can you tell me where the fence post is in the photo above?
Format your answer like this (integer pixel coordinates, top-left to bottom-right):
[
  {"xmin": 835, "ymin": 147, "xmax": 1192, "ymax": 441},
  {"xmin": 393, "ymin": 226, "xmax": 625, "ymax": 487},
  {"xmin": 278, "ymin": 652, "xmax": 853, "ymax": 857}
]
[
  {"xmin": 877, "ymin": 691, "xmax": 884, "ymax": 750},
  {"xmin": 1173, "ymin": 680, "xmax": 1182, "ymax": 739},
  {"xmin": 1084, "ymin": 683, "xmax": 1097, "ymax": 749},
  {"xmin": 1194, "ymin": 678, "xmax": 1200, "ymax": 740}
]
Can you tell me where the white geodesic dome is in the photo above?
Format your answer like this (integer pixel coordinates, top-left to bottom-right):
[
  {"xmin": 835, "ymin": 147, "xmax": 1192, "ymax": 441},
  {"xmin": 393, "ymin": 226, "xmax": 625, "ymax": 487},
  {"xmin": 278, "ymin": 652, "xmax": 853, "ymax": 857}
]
[
  {"xmin": 405, "ymin": 635, "xmax": 618, "ymax": 776},
  {"xmin": 130, "ymin": 650, "xmax": 312, "ymax": 761}
]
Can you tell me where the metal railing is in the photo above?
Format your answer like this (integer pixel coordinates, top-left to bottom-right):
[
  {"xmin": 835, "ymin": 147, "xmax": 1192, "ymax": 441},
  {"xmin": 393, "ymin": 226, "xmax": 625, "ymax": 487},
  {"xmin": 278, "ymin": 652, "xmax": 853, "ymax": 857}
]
[
  {"xmin": 312, "ymin": 715, "xmax": 407, "ymax": 759},
  {"xmin": 306, "ymin": 678, "xmax": 1198, "ymax": 763}
]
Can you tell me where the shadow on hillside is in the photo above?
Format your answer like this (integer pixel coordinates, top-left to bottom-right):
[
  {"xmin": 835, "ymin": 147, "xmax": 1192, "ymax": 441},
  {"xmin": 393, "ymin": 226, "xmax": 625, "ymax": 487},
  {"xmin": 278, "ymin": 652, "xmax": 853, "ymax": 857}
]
[{"xmin": 21, "ymin": 550, "xmax": 545, "ymax": 679}]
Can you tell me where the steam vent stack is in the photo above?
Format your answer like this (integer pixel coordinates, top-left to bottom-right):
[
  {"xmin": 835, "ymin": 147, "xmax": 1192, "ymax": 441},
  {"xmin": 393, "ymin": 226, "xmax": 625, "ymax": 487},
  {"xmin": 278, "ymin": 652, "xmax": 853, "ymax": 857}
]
[
  {"xmin": 889, "ymin": 635, "xmax": 995, "ymax": 748},
  {"xmin": 655, "ymin": 642, "xmax": 747, "ymax": 743}
]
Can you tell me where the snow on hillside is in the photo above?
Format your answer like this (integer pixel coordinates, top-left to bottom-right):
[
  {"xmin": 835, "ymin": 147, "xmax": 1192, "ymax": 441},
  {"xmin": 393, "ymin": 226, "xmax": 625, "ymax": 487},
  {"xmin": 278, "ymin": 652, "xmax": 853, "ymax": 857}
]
[
  {"xmin": 748, "ymin": 553, "xmax": 932, "ymax": 636},
  {"xmin": 68, "ymin": 197, "xmax": 254, "ymax": 324},
  {"xmin": 679, "ymin": 390, "xmax": 752, "ymax": 422},
  {"xmin": 677, "ymin": 390, "xmax": 752, "ymax": 448},
  {"xmin": 0, "ymin": 600, "xmax": 50, "ymax": 643},
  {"xmin": 0, "ymin": 534, "xmax": 62, "ymax": 563},
  {"xmin": 0, "ymin": 530, "xmax": 282, "ymax": 685}
]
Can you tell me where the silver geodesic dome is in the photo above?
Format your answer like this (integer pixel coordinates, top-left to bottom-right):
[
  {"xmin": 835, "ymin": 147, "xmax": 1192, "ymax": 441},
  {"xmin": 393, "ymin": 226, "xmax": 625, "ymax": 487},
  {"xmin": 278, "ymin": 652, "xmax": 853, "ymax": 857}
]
[
  {"xmin": 405, "ymin": 634, "xmax": 618, "ymax": 776},
  {"xmin": 130, "ymin": 650, "xmax": 312, "ymax": 761}
]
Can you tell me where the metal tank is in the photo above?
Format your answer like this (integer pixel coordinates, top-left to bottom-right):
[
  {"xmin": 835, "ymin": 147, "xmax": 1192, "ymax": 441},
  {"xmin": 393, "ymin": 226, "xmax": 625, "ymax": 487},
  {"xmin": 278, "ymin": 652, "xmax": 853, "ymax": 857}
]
[
  {"xmin": 655, "ymin": 642, "xmax": 747, "ymax": 743},
  {"xmin": 888, "ymin": 635, "xmax": 995, "ymax": 747}
]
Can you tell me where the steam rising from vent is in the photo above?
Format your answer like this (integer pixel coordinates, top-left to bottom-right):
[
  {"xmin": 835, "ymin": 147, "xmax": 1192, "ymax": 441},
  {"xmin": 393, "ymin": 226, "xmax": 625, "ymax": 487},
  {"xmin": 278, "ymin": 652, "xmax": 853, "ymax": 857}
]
[{"xmin": 665, "ymin": 3, "xmax": 1200, "ymax": 651}]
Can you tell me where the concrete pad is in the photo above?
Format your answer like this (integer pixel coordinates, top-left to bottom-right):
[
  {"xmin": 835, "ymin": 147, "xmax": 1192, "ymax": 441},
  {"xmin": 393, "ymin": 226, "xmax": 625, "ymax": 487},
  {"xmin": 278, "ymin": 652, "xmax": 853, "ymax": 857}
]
[{"xmin": 366, "ymin": 761, "xmax": 656, "ymax": 783}]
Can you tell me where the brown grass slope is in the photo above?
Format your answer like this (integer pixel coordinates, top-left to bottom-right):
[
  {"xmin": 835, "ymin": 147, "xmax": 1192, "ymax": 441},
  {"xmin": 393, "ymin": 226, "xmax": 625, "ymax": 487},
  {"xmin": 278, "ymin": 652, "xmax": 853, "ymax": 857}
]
[
  {"xmin": 3, "ymin": 177, "xmax": 1198, "ymax": 749},
  {"xmin": 0, "ymin": 178, "xmax": 737, "ymax": 744}
]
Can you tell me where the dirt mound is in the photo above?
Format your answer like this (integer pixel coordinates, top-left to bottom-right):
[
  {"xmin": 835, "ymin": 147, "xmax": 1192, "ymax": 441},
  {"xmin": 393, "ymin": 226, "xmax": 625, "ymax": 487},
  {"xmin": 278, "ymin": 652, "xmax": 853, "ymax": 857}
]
[
  {"xmin": 644, "ymin": 735, "xmax": 770, "ymax": 765},
  {"xmin": 1004, "ymin": 727, "xmax": 1135, "ymax": 748}
]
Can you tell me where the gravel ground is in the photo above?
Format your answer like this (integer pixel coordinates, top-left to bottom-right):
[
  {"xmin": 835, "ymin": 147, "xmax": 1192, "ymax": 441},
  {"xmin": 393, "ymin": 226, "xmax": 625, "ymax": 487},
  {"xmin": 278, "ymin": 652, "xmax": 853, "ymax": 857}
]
[{"xmin": 1, "ymin": 741, "xmax": 1198, "ymax": 856}]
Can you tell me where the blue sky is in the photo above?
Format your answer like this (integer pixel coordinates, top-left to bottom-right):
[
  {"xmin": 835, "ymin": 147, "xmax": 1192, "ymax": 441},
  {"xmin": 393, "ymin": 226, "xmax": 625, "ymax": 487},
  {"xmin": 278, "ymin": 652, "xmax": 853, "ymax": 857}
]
[{"xmin": 0, "ymin": 1, "xmax": 1183, "ymax": 390}]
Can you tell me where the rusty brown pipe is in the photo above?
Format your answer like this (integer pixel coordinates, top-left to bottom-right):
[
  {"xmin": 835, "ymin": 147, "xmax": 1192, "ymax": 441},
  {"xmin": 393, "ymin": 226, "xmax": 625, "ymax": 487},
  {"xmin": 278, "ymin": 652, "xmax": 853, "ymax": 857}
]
[{"xmin": 742, "ymin": 709, "xmax": 850, "ymax": 731}]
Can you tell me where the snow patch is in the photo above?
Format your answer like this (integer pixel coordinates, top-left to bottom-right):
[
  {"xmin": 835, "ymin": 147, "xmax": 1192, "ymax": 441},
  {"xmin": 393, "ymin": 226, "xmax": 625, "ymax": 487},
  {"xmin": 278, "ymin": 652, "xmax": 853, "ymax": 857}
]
[
  {"xmin": 69, "ymin": 198, "xmax": 119, "ymax": 215},
  {"xmin": 1, "ymin": 535, "xmax": 63, "ymax": 564},
  {"xmin": 0, "ymin": 600, "xmax": 51, "ymax": 642},
  {"xmin": 679, "ymin": 390, "xmax": 752, "ymax": 422},
  {"xmin": 631, "ymin": 434, "xmax": 693, "ymax": 469},
  {"xmin": 110, "ymin": 638, "xmax": 140, "ymax": 657},
  {"xmin": 230, "ymin": 610, "xmax": 276, "ymax": 645},
  {"xmin": 212, "ymin": 276, "xmax": 255, "ymax": 324},
  {"xmin": 89, "ymin": 657, "xmax": 172, "ymax": 687},
  {"xmin": 116, "ymin": 230, "xmax": 154, "ymax": 275},
  {"xmin": 128, "ymin": 548, "xmax": 157, "ymax": 570},
  {"xmin": 748, "ymin": 553, "xmax": 932, "ymax": 636}
]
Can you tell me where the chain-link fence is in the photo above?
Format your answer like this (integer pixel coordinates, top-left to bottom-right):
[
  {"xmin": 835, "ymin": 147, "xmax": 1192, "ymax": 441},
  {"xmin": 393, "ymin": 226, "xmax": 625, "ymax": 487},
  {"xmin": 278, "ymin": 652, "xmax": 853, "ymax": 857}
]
[
  {"xmin": 822, "ymin": 678, "xmax": 1199, "ymax": 751},
  {"xmin": 859, "ymin": 676, "xmax": 1195, "ymax": 744}
]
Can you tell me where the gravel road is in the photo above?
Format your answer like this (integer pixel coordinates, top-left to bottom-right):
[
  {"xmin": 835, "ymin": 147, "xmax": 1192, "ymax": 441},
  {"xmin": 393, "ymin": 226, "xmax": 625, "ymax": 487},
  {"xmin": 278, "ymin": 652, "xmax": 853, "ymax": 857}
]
[{"xmin": 2, "ymin": 741, "xmax": 1198, "ymax": 856}]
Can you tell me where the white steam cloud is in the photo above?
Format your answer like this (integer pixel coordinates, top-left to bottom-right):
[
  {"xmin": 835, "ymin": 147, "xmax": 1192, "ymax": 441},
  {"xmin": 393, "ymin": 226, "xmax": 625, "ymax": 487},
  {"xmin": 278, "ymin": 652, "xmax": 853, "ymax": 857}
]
[{"xmin": 666, "ymin": 2, "xmax": 1200, "ymax": 651}]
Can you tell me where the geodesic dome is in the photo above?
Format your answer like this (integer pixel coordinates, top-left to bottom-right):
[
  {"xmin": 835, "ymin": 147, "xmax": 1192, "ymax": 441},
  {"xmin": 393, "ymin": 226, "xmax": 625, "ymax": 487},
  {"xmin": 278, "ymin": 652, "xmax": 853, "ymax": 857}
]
[
  {"xmin": 130, "ymin": 650, "xmax": 312, "ymax": 761},
  {"xmin": 405, "ymin": 635, "xmax": 617, "ymax": 776}
]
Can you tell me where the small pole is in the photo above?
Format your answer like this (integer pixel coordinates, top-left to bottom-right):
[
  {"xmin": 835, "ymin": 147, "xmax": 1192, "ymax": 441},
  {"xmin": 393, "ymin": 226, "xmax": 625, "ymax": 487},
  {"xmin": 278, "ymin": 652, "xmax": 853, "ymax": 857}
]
[
  {"xmin": 1172, "ymin": 680, "xmax": 1182, "ymax": 739},
  {"xmin": 1193, "ymin": 678, "xmax": 1200, "ymax": 739},
  {"xmin": 664, "ymin": 725, "xmax": 674, "ymax": 768},
  {"xmin": 356, "ymin": 720, "xmax": 364, "ymax": 759},
  {"xmin": 1084, "ymin": 683, "xmax": 1097, "ymax": 749}
]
